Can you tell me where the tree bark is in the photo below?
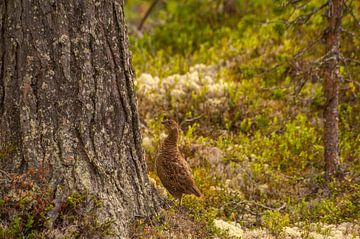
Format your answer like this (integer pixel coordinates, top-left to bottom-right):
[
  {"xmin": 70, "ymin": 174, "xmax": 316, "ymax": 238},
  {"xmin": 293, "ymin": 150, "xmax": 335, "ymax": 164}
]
[
  {"xmin": 0, "ymin": 0, "xmax": 159, "ymax": 237},
  {"xmin": 323, "ymin": 0, "xmax": 343, "ymax": 179}
]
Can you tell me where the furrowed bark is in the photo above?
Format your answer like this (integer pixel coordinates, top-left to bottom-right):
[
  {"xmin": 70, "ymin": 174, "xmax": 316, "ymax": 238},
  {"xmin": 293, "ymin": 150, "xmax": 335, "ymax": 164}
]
[{"xmin": 0, "ymin": 0, "xmax": 159, "ymax": 237}]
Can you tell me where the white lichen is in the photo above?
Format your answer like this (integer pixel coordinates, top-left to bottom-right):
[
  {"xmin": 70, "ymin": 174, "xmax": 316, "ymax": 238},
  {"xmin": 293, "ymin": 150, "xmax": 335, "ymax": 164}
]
[
  {"xmin": 136, "ymin": 64, "xmax": 234, "ymax": 118},
  {"xmin": 214, "ymin": 219, "xmax": 244, "ymax": 238}
]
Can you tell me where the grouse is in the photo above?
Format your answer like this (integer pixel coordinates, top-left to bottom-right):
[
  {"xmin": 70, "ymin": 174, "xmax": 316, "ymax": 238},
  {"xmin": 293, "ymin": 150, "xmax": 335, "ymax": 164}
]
[{"xmin": 156, "ymin": 119, "xmax": 202, "ymax": 205}]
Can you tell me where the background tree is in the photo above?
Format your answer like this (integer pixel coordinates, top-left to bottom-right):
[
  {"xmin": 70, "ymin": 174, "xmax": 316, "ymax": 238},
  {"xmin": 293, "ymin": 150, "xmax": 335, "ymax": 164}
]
[
  {"xmin": 0, "ymin": 0, "xmax": 159, "ymax": 237},
  {"xmin": 323, "ymin": 0, "xmax": 343, "ymax": 178},
  {"xmin": 284, "ymin": 0, "xmax": 347, "ymax": 179}
]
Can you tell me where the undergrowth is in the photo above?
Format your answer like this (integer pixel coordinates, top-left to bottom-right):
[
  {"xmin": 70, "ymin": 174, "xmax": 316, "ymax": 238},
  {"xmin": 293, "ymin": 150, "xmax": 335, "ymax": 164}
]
[
  {"xmin": 127, "ymin": 0, "xmax": 359, "ymax": 237},
  {"xmin": 0, "ymin": 151, "xmax": 114, "ymax": 239}
]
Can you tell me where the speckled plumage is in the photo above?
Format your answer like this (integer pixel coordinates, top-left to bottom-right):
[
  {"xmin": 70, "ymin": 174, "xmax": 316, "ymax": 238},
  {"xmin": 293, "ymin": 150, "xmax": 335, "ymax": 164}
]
[{"xmin": 156, "ymin": 119, "xmax": 202, "ymax": 203}]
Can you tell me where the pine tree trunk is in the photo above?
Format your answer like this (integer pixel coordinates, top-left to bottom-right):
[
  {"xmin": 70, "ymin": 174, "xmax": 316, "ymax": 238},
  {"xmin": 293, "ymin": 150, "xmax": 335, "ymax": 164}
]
[
  {"xmin": 323, "ymin": 0, "xmax": 343, "ymax": 179},
  {"xmin": 0, "ymin": 0, "xmax": 159, "ymax": 237}
]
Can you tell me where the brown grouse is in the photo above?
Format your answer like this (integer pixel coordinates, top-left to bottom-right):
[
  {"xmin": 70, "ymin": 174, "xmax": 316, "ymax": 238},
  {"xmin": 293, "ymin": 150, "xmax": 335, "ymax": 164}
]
[{"xmin": 156, "ymin": 119, "xmax": 202, "ymax": 205}]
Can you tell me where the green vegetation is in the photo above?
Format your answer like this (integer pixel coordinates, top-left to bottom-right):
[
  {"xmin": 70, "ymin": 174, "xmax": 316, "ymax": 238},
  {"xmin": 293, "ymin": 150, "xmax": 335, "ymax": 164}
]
[{"xmin": 127, "ymin": 0, "xmax": 359, "ymax": 237}]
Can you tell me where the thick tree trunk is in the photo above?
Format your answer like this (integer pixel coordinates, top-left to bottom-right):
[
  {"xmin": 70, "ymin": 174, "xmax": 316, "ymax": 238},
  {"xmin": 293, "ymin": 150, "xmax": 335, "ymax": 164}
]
[
  {"xmin": 0, "ymin": 0, "xmax": 159, "ymax": 237},
  {"xmin": 323, "ymin": 0, "xmax": 342, "ymax": 179}
]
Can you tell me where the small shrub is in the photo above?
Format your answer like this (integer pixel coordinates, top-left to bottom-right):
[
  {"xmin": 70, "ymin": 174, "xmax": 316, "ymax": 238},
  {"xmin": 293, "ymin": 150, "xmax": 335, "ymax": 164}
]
[{"xmin": 262, "ymin": 211, "xmax": 290, "ymax": 236}]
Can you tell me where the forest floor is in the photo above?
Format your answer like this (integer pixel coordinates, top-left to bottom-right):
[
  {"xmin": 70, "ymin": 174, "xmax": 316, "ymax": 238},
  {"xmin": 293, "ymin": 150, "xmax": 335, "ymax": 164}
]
[
  {"xmin": 133, "ymin": 64, "xmax": 359, "ymax": 239},
  {"xmin": 126, "ymin": 1, "xmax": 359, "ymax": 238}
]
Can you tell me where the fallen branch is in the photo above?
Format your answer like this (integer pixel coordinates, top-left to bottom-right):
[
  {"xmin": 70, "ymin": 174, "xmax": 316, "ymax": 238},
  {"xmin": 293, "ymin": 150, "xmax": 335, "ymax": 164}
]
[
  {"xmin": 230, "ymin": 199, "xmax": 287, "ymax": 217},
  {"xmin": 180, "ymin": 114, "xmax": 204, "ymax": 127},
  {"xmin": 252, "ymin": 201, "xmax": 287, "ymax": 212}
]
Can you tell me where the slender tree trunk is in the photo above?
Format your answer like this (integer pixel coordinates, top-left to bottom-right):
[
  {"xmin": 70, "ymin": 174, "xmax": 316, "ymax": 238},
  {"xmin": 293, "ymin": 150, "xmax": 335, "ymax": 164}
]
[
  {"xmin": 137, "ymin": 0, "xmax": 160, "ymax": 31},
  {"xmin": 0, "ymin": 0, "xmax": 159, "ymax": 237},
  {"xmin": 323, "ymin": 0, "xmax": 343, "ymax": 179}
]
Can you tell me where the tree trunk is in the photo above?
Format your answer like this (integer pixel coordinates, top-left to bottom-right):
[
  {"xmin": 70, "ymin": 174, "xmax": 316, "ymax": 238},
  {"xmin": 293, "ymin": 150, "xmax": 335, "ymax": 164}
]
[
  {"xmin": 0, "ymin": 0, "xmax": 159, "ymax": 237},
  {"xmin": 323, "ymin": 0, "xmax": 343, "ymax": 179}
]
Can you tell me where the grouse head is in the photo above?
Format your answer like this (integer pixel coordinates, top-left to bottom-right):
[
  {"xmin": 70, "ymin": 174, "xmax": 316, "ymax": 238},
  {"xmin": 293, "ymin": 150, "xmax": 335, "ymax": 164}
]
[{"xmin": 161, "ymin": 118, "xmax": 179, "ymax": 133}]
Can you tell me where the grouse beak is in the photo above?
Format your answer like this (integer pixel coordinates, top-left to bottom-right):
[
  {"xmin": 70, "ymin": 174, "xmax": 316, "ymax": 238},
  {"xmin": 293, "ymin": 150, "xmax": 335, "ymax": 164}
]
[{"xmin": 161, "ymin": 119, "xmax": 166, "ymax": 125}]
